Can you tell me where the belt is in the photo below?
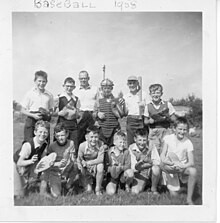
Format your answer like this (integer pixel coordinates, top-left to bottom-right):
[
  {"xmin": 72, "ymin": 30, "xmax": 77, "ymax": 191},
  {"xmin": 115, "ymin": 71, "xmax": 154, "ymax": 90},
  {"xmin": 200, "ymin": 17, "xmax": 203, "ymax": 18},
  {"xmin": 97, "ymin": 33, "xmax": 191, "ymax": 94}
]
[{"xmin": 127, "ymin": 115, "xmax": 143, "ymax": 120}]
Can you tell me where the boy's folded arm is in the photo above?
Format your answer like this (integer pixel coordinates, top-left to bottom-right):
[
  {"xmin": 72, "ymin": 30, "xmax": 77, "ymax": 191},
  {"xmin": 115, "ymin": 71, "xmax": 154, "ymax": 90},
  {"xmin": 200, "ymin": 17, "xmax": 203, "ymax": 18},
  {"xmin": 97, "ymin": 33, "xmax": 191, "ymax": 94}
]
[
  {"xmin": 17, "ymin": 156, "xmax": 34, "ymax": 167},
  {"xmin": 21, "ymin": 107, "xmax": 40, "ymax": 119},
  {"xmin": 86, "ymin": 147, "xmax": 104, "ymax": 166}
]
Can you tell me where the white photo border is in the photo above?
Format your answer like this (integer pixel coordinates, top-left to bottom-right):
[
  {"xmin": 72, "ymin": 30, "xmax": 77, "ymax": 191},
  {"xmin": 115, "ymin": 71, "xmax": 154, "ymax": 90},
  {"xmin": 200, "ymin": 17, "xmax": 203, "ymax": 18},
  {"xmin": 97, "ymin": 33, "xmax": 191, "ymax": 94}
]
[{"xmin": 0, "ymin": 0, "xmax": 217, "ymax": 221}]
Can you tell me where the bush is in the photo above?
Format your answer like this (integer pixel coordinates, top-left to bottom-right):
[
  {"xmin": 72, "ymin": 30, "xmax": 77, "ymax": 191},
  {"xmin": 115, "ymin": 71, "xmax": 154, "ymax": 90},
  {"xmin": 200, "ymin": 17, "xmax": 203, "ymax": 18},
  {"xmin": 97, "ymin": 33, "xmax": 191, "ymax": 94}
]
[{"xmin": 170, "ymin": 94, "xmax": 202, "ymax": 128}]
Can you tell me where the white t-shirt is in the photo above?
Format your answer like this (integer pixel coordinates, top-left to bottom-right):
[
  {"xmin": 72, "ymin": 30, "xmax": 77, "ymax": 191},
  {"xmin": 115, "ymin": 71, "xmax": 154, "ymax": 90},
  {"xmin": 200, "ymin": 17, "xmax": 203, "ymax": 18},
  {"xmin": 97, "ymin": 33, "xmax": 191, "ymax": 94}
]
[
  {"xmin": 74, "ymin": 85, "xmax": 98, "ymax": 111},
  {"xmin": 124, "ymin": 91, "xmax": 149, "ymax": 116},
  {"xmin": 21, "ymin": 87, "xmax": 54, "ymax": 112},
  {"xmin": 163, "ymin": 134, "xmax": 194, "ymax": 164}
]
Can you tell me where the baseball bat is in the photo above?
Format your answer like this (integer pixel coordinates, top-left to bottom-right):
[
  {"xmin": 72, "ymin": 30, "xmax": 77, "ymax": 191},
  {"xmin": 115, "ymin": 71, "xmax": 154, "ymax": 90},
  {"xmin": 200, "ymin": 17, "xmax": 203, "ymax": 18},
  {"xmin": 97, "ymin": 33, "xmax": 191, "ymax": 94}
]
[{"xmin": 138, "ymin": 76, "xmax": 143, "ymax": 116}]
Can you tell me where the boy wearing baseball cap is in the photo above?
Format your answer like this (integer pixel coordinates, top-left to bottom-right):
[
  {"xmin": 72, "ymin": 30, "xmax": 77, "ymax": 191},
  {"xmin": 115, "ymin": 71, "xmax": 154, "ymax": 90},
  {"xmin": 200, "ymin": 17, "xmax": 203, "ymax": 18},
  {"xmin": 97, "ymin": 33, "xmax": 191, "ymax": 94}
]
[{"xmin": 123, "ymin": 76, "xmax": 150, "ymax": 146}]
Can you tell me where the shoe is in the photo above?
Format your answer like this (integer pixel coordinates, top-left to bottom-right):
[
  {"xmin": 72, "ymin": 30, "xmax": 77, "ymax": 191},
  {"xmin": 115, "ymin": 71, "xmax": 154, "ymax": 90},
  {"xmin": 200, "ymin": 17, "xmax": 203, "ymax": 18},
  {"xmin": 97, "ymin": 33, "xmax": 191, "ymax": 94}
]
[
  {"xmin": 186, "ymin": 200, "xmax": 195, "ymax": 205},
  {"xmin": 147, "ymin": 189, "xmax": 159, "ymax": 196},
  {"xmin": 95, "ymin": 190, "xmax": 103, "ymax": 196},
  {"xmin": 85, "ymin": 184, "xmax": 93, "ymax": 193},
  {"xmin": 125, "ymin": 185, "xmax": 130, "ymax": 193}
]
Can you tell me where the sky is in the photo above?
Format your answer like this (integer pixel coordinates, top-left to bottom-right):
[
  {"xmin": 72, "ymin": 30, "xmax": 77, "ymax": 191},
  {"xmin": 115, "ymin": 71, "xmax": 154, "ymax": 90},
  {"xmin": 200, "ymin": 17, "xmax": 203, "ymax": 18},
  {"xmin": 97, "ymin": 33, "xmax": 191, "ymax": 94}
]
[{"xmin": 12, "ymin": 12, "xmax": 202, "ymax": 102}]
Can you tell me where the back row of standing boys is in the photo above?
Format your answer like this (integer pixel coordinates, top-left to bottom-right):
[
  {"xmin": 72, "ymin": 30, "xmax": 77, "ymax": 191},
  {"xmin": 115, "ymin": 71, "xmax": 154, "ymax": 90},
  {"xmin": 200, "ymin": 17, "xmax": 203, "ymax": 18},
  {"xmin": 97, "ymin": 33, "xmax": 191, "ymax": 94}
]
[{"xmin": 14, "ymin": 70, "xmax": 197, "ymax": 205}]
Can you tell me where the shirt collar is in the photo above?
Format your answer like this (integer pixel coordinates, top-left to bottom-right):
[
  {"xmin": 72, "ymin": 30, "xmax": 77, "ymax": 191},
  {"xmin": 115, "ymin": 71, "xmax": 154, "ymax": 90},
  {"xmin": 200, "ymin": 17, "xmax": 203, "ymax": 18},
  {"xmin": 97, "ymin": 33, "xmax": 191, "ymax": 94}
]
[
  {"xmin": 111, "ymin": 146, "xmax": 124, "ymax": 154},
  {"xmin": 59, "ymin": 92, "xmax": 76, "ymax": 101},
  {"xmin": 33, "ymin": 137, "xmax": 47, "ymax": 149},
  {"xmin": 85, "ymin": 141, "xmax": 100, "ymax": 153},
  {"xmin": 150, "ymin": 100, "xmax": 165, "ymax": 105},
  {"xmin": 32, "ymin": 87, "xmax": 51, "ymax": 96},
  {"xmin": 131, "ymin": 143, "xmax": 148, "ymax": 154},
  {"xmin": 79, "ymin": 85, "xmax": 91, "ymax": 90}
]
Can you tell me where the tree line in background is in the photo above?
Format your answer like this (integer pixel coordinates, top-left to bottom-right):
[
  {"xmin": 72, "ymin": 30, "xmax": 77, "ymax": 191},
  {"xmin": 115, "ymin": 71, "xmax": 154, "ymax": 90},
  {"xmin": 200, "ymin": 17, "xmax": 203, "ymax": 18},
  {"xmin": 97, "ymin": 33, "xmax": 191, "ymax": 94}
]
[{"xmin": 170, "ymin": 94, "xmax": 202, "ymax": 128}]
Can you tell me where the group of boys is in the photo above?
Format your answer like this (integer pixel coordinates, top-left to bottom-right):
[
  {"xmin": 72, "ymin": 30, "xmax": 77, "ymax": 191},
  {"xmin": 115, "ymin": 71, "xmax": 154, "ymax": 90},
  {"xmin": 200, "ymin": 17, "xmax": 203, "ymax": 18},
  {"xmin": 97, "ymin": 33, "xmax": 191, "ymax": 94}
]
[{"xmin": 14, "ymin": 70, "xmax": 197, "ymax": 205}]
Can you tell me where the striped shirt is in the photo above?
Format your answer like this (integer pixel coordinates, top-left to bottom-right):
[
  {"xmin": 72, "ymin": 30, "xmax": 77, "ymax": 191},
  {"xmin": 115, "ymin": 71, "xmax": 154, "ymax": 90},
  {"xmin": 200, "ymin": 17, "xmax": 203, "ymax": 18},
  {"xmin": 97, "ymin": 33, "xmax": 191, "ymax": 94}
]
[{"xmin": 95, "ymin": 97, "xmax": 119, "ymax": 138}]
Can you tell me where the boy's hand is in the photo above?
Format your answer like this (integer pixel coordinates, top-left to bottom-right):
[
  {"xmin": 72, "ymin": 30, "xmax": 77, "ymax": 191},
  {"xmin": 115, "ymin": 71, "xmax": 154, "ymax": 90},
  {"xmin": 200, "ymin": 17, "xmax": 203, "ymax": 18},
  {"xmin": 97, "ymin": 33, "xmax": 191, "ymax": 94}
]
[
  {"xmin": 86, "ymin": 161, "xmax": 92, "ymax": 167},
  {"xmin": 81, "ymin": 160, "xmax": 87, "ymax": 167},
  {"xmin": 31, "ymin": 154, "xmax": 38, "ymax": 164},
  {"xmin": 97, "ymin": 112, "xmax": 105, "ymax": 120},
  {"xmin": 32, "ymin": 113, "xmax": 42, "ymax": 120},
  {"xmin": 56, "ymin": 159, "xmax": 67, "ymax": 168},
  {"xmin": 118, "ymin": 97, "xmax": 125, "ymax": 105},
  {"xmin": 58, "ymin": 108, "xmax": 68, "ymax": 117},
  {"xmin": 60, "ymin": 159, "xmax": 67, "ymax": 166},
  {"xmin": 149, "ymin": 118, "xmax": 155, "ymax": 124},
  {"xmin": 138, "ymin": 101, "xmax": 146, "ymax": 109}
]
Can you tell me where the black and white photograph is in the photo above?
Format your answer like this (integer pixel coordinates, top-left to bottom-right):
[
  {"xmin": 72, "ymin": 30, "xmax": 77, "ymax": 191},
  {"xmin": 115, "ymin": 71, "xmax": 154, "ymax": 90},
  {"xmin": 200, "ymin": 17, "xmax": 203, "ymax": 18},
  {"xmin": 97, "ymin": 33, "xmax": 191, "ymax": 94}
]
[{"xmin": 0, "ymin": 0, "xmax": 217, "ymax": 222}]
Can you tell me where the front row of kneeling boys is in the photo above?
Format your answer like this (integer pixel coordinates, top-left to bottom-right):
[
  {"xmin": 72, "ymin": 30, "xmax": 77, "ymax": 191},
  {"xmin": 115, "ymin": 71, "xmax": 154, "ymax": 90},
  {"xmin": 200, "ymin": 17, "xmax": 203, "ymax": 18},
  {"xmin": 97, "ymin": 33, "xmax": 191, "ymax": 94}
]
[{"xmin": 14, "ymin": 116, "xmax": 197, "ymax": 205}]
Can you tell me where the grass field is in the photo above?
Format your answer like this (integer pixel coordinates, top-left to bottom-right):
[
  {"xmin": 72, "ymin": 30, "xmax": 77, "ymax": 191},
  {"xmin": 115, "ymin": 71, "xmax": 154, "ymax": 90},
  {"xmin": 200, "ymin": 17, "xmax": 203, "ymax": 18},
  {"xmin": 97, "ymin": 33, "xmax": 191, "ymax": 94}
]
[{"xmin": 13, "ymin": 116, "xmax": 202, "ymax": 206}]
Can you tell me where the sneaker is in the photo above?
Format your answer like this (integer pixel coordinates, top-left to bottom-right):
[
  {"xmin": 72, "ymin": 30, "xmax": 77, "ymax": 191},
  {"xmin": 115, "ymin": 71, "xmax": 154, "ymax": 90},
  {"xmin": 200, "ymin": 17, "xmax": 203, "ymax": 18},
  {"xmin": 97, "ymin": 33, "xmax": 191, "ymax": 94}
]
[
  {"xmin": 125, "ymin": 185, "xmax": 130, "ymax": 193},
  {"xmin": 85, "ymin": 184, "xmax": 93, "ymax": 193},
  {"xmin": 95, "ymin": 190, "xmax": 103, "ymax": 196},
  {"xmin": 186, "ymin": 199, "xmax": 195, "ymax": 205},
  {"xmin": 147, "ymin": 189, "xmax": 159, "ymax": 196}
]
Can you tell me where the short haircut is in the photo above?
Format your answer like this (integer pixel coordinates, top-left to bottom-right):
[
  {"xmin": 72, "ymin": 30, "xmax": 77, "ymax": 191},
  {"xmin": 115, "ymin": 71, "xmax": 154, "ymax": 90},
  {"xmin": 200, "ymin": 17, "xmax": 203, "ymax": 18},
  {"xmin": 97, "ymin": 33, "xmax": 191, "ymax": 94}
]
[
  {"xmin": 113, "ymin": 130, "xmax": 126, "ymax": 143},
  {"xmin": 34, "ymin": 120, "xmax": 50, "ymax": 132},
  {"xmin": 149, "ymin": 84, "xmax": 163, "ymax": 93},
  {"xmin": 64, "ymin": 77, "xmax": 75, "ymax": 85},
  {"xmin": 86, "ymin": 125, "xmax": 100, "ymax": 134},
  {"xmin": 79, "ymin": 70, "xmax": 89, "ymax": 77},
  {"xmin": 174, "ymin": 117, "xmax": 189, "ymax": 128},
  {"xmin": 54, "ymin": 122, "xmax": 68, "ymax": 134},
  {"xmin": 134, "ymin": 128, "xmax": 148, "ymax": 138},
  {"xmin": 34, "ymin": 70, "xmax": 48, "ymax": 82}
]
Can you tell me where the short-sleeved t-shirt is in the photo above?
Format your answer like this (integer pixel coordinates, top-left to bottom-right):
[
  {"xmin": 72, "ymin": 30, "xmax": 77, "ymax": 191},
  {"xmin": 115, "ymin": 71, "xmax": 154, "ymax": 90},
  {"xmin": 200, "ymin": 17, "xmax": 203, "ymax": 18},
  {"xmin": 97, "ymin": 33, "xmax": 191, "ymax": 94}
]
[
  {"xmin": 163, "ymin": 134, "xmax": 193, "ymax": 164},
  {"xmin": 124, "ymin": 91, "xmax": 149, "ymax": 116},
  {"xmin": 74, "ymin": 85, "xmax": 98, "ymax": 111},
  {"xmin": 21, "ymin": 87, "xmax": 54, "ymax": 112}
]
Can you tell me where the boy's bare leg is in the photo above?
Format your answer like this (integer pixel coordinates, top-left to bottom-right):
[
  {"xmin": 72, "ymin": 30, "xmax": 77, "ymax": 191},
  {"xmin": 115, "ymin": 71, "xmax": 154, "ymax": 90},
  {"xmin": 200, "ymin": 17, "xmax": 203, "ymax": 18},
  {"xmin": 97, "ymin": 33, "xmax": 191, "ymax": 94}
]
[
  {"xmin": 95, "ymin": 164, "xmax": 104, "ymax": 195},
  {"xmin": 185, "ymin": 167, "xmax": 197, "ymax": 204},
  {"xmin": 151, "ymin": 165, "xmax": 160, "ymax": 193}
]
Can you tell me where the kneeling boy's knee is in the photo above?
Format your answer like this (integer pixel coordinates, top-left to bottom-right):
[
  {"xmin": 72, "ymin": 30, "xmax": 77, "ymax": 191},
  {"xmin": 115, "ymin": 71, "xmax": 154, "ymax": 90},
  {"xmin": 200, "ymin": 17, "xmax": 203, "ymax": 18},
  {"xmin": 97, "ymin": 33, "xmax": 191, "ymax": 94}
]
[{"xmin": 106, "ymin": 184, "xmax": 116, "ymax": 195}]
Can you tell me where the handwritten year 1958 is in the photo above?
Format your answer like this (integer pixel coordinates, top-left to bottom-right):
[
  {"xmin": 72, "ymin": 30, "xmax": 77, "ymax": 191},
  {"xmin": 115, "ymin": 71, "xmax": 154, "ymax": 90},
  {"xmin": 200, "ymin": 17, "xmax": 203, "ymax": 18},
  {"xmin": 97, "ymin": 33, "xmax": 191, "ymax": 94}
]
[{"xmin": 114, "ymin": 0, "xmax": 137, "ymax": 11}]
